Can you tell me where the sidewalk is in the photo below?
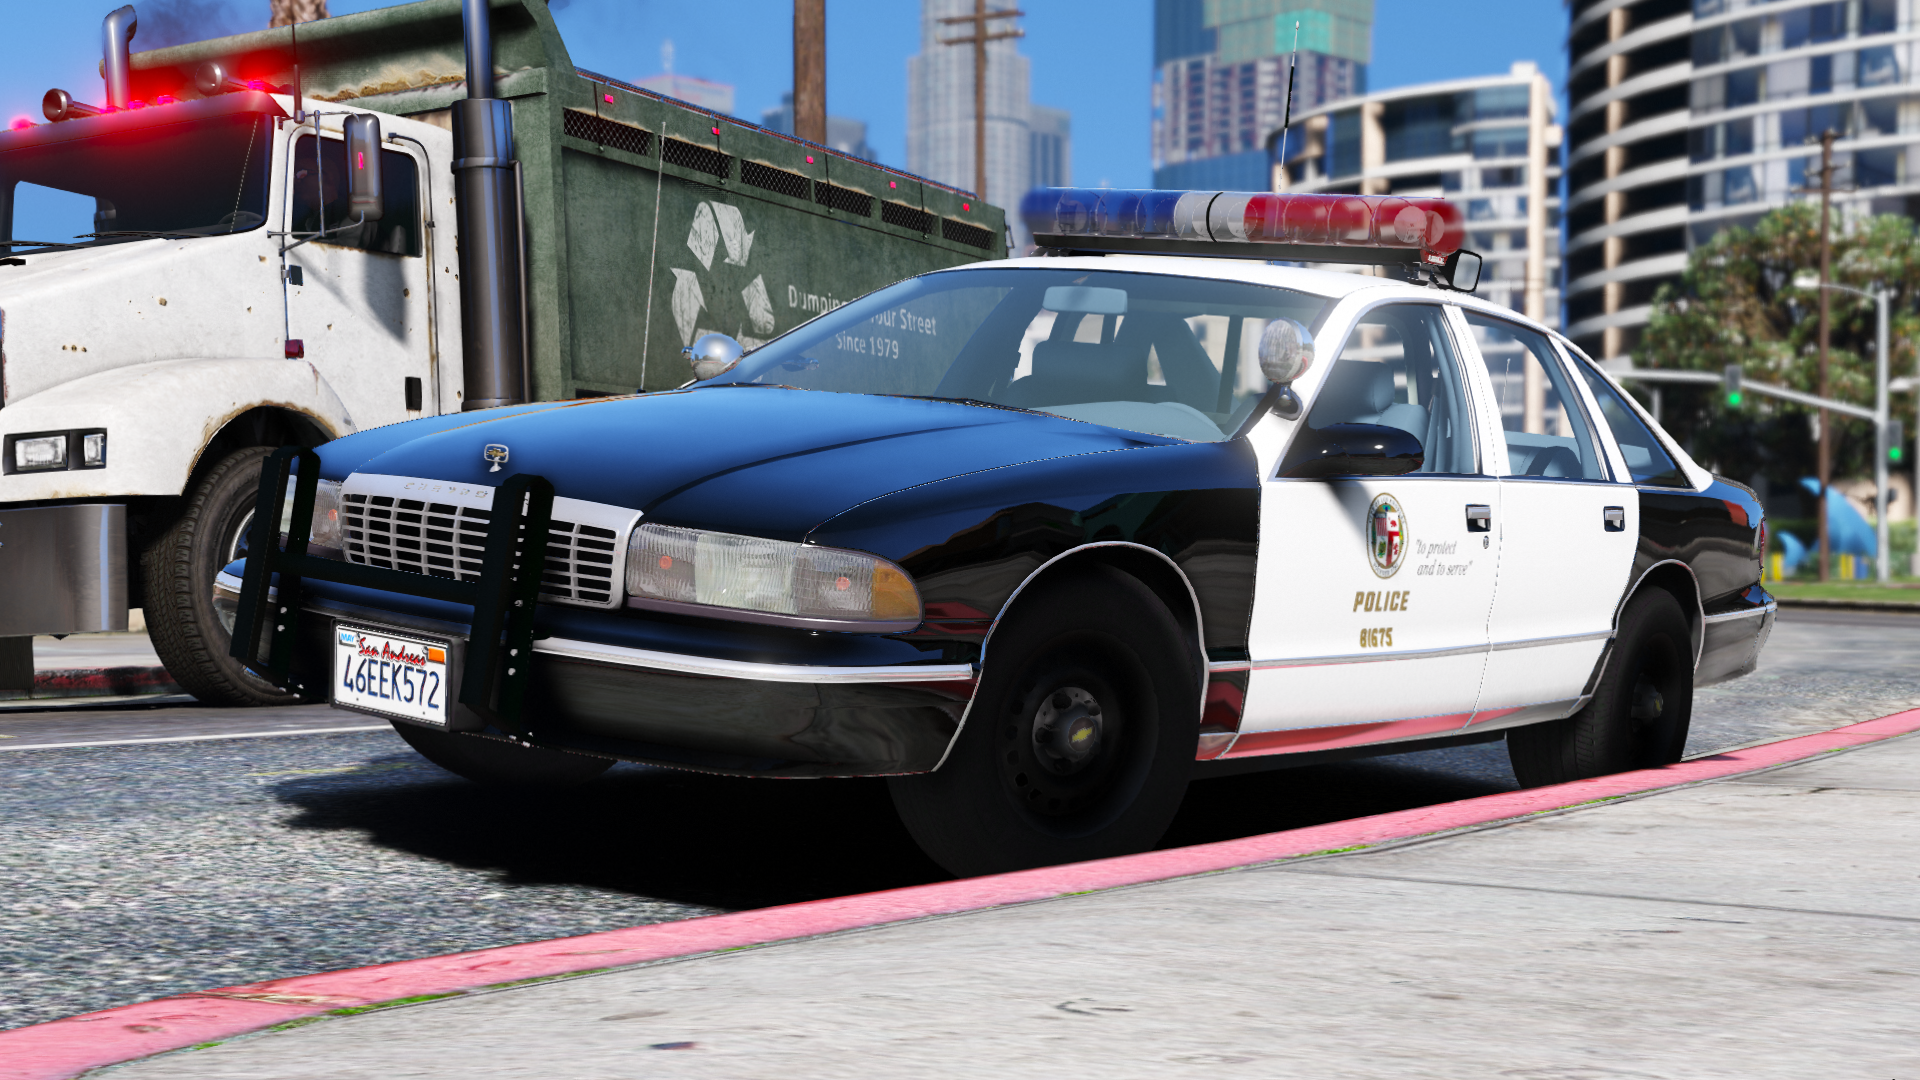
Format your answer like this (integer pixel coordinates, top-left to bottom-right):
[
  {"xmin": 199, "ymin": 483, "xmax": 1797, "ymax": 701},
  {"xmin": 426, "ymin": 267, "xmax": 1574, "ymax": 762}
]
[
  {"xmin": 8, "ymin": 714, "xmax": 1917, "ymax": 1080},
  {"xmin": 0, "ymin": 630, "xmax": 182, "ymax": 705}
]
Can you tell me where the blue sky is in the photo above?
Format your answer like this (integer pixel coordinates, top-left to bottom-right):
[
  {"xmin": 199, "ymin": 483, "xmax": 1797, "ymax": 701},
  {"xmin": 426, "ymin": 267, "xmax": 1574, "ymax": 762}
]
[{"xmin": 1, "ymin": 1, "xmax": 1568, "ymax": 191}]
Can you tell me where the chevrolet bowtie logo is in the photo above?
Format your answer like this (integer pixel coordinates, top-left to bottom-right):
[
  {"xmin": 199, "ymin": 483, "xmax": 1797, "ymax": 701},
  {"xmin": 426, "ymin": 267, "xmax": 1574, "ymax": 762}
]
[{"xmin": 483, "ymin": 444, "xmax": 509, "ymax": 472}]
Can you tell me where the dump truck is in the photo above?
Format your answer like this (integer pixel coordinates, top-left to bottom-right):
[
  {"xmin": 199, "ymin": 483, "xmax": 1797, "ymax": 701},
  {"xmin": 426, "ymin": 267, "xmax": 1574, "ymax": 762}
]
[{"xmin": 0, "ymin": 0, "xmax": 1005, "ymax": 705}]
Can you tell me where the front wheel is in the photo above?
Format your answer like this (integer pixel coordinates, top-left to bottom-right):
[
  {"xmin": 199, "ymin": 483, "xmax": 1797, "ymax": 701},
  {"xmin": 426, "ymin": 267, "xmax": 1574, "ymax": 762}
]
[
  {"xmin": 392, "ymin": 721, "xmax": 615, "ymax": 788},
  {"xmin": 888, "ymin": 565, "xmax": 1197, "ymax": 878},
  {"xmin": 1508, "ymin": 587, "xmax": 1694, "ymax": 787},
  {"xmin": 142, "ymin": 446, "xmax": 301, "ymax": 707}
]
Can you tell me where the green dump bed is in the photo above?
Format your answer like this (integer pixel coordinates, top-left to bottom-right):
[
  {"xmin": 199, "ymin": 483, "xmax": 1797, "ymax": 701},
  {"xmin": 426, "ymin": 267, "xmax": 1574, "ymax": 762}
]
[{"xmin": 126, "ymin": 0, "xmax": 1007, "ymax": 398}]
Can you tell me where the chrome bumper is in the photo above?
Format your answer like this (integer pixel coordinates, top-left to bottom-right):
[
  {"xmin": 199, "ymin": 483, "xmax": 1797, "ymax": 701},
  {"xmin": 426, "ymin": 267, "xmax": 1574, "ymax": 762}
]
[{"xmin": 0, "ymin": 504, "xmax": 127, "ymax": 636}]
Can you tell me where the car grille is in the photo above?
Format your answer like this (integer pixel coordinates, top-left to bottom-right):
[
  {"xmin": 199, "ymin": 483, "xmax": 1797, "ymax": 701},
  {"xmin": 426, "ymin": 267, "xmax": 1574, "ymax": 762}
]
[{"xmin": 339, "ymin": 476, "xmax": 638, "ymax": 610}]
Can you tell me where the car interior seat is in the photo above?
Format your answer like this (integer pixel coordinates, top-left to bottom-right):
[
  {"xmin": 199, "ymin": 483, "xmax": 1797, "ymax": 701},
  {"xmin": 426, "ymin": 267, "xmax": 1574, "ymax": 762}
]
[{"xmin": 1311, "ymin": 360, "xmax": 1429, "ymax": 439}]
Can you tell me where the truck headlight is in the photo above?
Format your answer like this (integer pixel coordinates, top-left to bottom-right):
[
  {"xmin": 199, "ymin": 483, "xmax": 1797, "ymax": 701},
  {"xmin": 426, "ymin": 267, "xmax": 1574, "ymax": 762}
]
[
  {"xmin": 625, "ymin": 524, "xmax": 921, "ymax": 631},
  {"xmin": 5, "ymin": 429, "xmax": 106, "ymax": 473},
  {"xmin": 278, "ymin": 476, "xmax": 344, "ymax": 560}
]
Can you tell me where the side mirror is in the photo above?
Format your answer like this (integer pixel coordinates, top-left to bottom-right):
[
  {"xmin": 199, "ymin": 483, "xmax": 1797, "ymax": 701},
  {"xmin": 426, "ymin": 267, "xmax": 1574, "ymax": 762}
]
[
  {"xmin": 684, "ymin": 332, "xmax": 745, "ymax": 380},
  {"xmin": 342, "ymin": 114, "xmax": 385, "ymax": 222},
  {"xmin": 1280, "ymin": 422, "xmax": 1424, "ymax": 479},
  {"xmin": 1441, "ymin": 249, "xmax": 1482, "ymax": 292},
  {"xmin": 1257, "ymin": 318, "xmax": 1313, "ymax": 420}
]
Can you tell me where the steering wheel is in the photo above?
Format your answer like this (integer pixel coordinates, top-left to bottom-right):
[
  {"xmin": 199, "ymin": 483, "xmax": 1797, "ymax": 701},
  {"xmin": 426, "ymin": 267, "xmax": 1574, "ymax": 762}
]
[{"xmin": 1524, "ymin": 444, "xmax": 1582, "ymax": 478}]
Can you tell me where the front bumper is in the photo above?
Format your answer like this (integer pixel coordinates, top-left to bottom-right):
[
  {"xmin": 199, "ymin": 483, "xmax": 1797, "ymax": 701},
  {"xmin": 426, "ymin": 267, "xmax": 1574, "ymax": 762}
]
[
  {"xmin": 222, "ymin": 571, "xmax": 978, "ymax": 777},
  {"xmin": 0, "ymin": 503, "xmax": 127, "ymax": 636}
]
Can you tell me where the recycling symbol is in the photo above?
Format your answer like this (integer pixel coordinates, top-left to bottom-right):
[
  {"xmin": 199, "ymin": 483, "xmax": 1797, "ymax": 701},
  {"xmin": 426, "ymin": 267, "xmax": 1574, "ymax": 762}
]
[{"xmin": 670, "ymin": 201, "xmax": 777, "ymax": 351}]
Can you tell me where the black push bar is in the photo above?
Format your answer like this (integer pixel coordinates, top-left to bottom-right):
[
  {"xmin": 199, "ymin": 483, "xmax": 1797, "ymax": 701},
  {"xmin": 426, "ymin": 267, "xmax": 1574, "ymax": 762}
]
[{"xmin": 228, "ymin": 446, "xmax": 553, "ymax": 732}]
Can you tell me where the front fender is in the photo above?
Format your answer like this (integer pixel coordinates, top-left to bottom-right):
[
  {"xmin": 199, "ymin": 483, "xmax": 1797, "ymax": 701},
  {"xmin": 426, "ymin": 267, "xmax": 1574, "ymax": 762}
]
[{"xmin": 0, "ymin": 358, "xmax": 353, "ymax": 500}]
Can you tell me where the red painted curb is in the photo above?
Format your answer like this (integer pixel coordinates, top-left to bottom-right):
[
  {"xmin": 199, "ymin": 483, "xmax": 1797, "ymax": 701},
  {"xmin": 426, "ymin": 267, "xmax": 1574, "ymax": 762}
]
[
  {"xmin": 8, "ymin": 668, "xmax": 183, "ymax": 701},
  {"xmin": 5, "ymin": 709, "xmax": 1917, "ymax": 1079}
]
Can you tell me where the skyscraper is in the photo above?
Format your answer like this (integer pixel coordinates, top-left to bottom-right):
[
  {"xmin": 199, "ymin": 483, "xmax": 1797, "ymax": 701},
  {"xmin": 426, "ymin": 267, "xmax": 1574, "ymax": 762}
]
[
  {"xmin": 1564, "ymin": 0, "xmax": 1920, "ymax": 366},
  {"xmin": 1153, "ymin": 0, "xmax": 1372, "ymax": 191},
  {"xmin": 635, "ymin": 40, "xmax": 735, "ymax": 116},
  {"xmin": 907, "ymin": 0, "xmax": 1071, "ymax": 245}
]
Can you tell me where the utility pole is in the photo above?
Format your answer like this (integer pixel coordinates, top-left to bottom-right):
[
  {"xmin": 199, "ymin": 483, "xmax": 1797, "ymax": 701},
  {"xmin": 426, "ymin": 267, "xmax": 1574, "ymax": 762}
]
[
  {"xmin": 793, "ymin": 0, "xmax": 826, "ymax": 145},
  {"xmin": 1815, "ymin": 128, "xmax": 1836, "ymax": 582},
  {"xmin": 938, "ymin": 0, "xmax": 1023, "ymax": 201},
  {"xmin": 269, "ymin": 0, "xmax": 327, "ymax": 27}
]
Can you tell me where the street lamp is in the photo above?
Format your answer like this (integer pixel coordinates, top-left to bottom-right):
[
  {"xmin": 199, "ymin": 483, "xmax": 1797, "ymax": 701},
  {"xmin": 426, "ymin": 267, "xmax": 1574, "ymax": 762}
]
[{"xmin": 1793, "ymin": 273, "xmax": 1894, "ymax": 582}]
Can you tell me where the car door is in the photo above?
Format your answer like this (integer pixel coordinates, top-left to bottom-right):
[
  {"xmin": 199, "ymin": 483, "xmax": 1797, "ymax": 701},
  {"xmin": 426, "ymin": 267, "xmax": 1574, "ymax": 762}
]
[
  {"xmin": 1234, "ymin": 301, "xmax": 1503, "ymax": 757},
  {"xmin": 284, "ymin": 127, "xmax": 435, "ymax": 429},
  {"xmin": 1458, "ymin": 308, "xmax": 1637, "ymax": 730}
]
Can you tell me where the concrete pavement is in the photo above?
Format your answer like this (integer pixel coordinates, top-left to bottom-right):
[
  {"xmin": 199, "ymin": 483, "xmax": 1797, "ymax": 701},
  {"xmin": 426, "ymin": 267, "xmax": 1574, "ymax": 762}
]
[{"xmin": 14, "ymin": 715, "xmax": 1916, "ymax": 1079}]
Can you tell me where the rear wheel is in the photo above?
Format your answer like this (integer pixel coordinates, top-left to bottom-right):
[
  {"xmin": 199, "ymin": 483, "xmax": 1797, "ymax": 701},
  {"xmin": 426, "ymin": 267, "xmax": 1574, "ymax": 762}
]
[
  {"xmin": 142, "ymin": 446, "xmax": 300, "ymax": 707},
  {"xmin": 392, "ymin": 721, "xmax": 615, "ymax": 788},
  {"xmin": 889, "ymin": 566, "xmax": 1197, "ymax": 877},
  {"xmin": 1508, "ymin": 587, "xmax": 1693, "ymax": 787}
]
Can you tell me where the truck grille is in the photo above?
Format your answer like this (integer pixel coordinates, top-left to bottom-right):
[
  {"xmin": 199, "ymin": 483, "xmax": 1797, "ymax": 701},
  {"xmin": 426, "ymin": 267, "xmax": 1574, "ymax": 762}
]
[
  {"xmin": 339, "ymin": 476, "xmax": 639, "ymax": 611},
  {"xmin": 881, "ymin": 201, "xmax": 934, "ymax": 234},
  {"xmin": 942, "ymin": 218, "xmax": 996, "ymax": 250}
]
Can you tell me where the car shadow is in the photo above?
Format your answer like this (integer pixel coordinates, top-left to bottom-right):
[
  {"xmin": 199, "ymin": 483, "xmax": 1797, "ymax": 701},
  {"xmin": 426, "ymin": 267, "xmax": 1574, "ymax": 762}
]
[{"xmin": 270, "ymin": 740, "xmax": 1518, "ymax": 912}]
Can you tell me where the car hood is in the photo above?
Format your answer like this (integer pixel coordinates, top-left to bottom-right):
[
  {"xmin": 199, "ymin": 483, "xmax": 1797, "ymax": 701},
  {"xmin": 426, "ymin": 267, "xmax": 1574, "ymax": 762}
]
[{"xmin": 339, "ymin": 387, "xmax": 1178, "ymax": 541}]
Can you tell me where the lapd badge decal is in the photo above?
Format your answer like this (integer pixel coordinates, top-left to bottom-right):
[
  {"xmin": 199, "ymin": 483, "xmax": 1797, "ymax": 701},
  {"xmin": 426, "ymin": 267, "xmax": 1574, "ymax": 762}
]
[
  {"xmin": 483, "ymin": 444, "xmax": 509, "ymax": 473},
  {"xmin": 1367, "ymin": 494, "xmax": 1408, "ymax": 578}
]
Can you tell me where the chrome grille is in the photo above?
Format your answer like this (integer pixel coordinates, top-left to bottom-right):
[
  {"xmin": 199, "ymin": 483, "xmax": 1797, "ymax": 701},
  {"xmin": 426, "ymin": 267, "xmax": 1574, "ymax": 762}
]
[{"xmin": 340, "ymin": 475, "xmax": 638, "ymax": 611}]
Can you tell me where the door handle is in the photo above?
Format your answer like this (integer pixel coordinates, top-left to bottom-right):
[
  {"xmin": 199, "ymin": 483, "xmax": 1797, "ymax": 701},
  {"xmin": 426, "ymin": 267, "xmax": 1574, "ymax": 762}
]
[
  {"xmin": 1466, "ymin": 504, "xmax": 1492, "ymax": 532},
  {"xmin": 1604, "ymin": 506, "xmax": 1626, "ymax": 532}
]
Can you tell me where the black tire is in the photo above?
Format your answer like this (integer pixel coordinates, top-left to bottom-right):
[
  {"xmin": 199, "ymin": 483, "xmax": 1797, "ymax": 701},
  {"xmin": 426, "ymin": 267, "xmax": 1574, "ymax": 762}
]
[
  {"xmin": 142, "ymin": 446, "xmax": 301, "ymax": 707},
  {"xmin": 392, "ymin": 721, "xmax": 615, "ymax": 788},
  {"xmin": 1508, "ymin": 587, "xmax": 1693, "ymax": 787},
  {"xmin": 888, "ymin": 565, "xmax": 1197, "ymax": 877}
]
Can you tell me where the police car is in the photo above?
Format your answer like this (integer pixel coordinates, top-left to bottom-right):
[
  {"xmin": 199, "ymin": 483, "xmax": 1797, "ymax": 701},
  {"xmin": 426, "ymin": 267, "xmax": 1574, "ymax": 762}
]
[{"xmin": 223, "ymin": 187, "xmax": 1774, "ymax": 878}]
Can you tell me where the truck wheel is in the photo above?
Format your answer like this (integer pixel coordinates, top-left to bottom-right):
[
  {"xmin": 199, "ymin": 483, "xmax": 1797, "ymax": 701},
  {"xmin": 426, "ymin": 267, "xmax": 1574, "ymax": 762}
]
[
  {"xmin": 1508, "ymin": 587, "xmax": 1694, "ymax": 787},
  {"xmin": 888, "ymin": 566, "xmax": 1197, "ymax": 878},
  {"xmin": 142, "ymin": 446, "xmax": 301, "ymax": 707},
  {"xmin": 392, "ymin": 721, "xmax": 615, "ymax": 788}
]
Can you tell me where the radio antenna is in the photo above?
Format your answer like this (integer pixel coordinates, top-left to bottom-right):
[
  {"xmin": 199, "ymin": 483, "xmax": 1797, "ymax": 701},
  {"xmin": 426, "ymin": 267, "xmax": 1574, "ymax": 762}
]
[{"xmin": 1276, "ymin": 21, "xmax": 1300, "ymax": 188}]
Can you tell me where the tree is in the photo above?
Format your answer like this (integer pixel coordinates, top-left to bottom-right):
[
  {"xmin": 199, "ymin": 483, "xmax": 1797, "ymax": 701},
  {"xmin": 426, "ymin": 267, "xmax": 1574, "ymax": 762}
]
[
  {"xmin": 1638, "ymin": 203, "xmax": 1920, "ymax": 486},
  {"xmin": 270, "ymin": 0, "xmax": 328, "ymax": 28}
]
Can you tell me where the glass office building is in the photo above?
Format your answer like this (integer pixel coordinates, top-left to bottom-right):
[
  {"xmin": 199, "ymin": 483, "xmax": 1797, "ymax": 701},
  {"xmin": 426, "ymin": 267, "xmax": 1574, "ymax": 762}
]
[
  {"xmin": 1153, "ymin": 0, "xmax": 1372, "ymax": 191},
  {"xmin": 1275, "ymin": 65, "xmax": 1564, "ymax": 325},
  {"xmin": 1566, "ymin": 0, "xmax": 1920, "ymax": 364}
]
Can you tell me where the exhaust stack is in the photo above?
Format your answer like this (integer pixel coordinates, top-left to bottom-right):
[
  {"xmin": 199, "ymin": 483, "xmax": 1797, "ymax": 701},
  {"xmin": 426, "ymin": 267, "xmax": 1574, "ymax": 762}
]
[
  {"xmin": 102, "ymin": 5, "xmax": 136, "ymax": 109},
  {"xmin": 451, "ymin": 0, "xmax": 529, "ymax": 411}
]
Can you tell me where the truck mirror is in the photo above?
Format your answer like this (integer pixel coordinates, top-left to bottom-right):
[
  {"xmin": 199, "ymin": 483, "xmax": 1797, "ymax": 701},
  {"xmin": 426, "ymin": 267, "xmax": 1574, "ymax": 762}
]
[{"xmin": 342, "ymin": 114, "xmax": 385, "ymax": 223}]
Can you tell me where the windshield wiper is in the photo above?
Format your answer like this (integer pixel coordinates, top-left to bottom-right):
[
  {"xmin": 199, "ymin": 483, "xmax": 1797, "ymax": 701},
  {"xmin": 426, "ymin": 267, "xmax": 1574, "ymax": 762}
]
[
  {"xmin": 79, "ymin": 230, "xmax": 210, "ymax": 240},
  {"xmin": 0, "ymin": 239, "xmax": 92, "ymax": 263},
  {"xmin": 887, "ymin": 394, "xmax": 1048, "ymax": 416}
]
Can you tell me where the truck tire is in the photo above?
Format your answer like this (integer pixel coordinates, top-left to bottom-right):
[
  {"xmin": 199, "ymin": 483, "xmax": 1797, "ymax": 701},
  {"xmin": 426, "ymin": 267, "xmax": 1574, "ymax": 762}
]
[
  {"xmin": 392, "ymin": 721, "xmax": 615, "ymax": 788},
  {"xmin": 142, "ymin": 446, "xmax": 301, "ymax": 707},
  {"xmin": 888, "ymin": 565, "xmax": 1197, "ymax": 878},
  {"xmin": 1508, "ymin": 587, "xmax": 1694, "ymax": 787}
]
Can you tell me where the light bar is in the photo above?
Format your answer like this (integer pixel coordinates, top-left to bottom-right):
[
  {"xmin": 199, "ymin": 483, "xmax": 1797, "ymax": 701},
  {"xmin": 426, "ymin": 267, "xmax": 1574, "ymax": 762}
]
[{"xmin": 1021, "ymin": 188, "xmax": 1467, "ymax": 268}]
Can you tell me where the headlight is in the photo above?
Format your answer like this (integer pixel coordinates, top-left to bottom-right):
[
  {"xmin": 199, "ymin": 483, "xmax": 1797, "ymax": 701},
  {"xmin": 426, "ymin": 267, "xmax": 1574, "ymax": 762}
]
[
  {"xmin": 625, "ymin": 524, "xmax": 921, "ymax": 631},
  {"xmin": 5, "ymin": 429, "xmax": 106, "ymax": 473},
  {"xmin": 279, "ymin": 476, "xmax": 344, "ymax": 560}
]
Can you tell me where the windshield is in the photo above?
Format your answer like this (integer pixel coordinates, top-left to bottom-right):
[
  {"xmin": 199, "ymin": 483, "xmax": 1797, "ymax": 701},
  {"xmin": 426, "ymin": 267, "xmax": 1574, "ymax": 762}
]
[
  {"xmin": 708, "ymin": 267, "xmax": 1331, "ymax": 442},
  {"xmin": 0, "ymin": 111, "xmax": 271, "ymax": 254}
]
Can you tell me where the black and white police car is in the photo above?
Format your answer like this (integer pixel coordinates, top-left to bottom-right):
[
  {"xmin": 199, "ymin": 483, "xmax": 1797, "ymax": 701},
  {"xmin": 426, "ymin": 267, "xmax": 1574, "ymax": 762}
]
[{"xmin": 225, "ymin": 187, "xmax": 1774, "ymax": 877}]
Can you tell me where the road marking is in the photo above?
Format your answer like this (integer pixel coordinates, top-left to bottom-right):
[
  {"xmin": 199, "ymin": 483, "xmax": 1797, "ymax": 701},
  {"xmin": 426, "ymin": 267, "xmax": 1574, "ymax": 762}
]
[{"xmin": 0, "ymin": 725, "xmax": 389, "ymax": 752}]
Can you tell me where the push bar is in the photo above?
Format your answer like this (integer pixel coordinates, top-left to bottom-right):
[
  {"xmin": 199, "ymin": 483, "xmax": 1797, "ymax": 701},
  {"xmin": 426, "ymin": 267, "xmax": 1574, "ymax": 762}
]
[{"xmin": 228, "ymin": 446, "xmax": 553, "ymax": 732}]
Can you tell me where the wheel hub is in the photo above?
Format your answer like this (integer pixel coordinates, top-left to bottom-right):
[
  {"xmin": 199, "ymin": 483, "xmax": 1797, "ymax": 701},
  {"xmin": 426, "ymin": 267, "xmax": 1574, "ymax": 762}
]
[
  {"xmin": 1033, "ymin": 687, "xmax": 1103, "ymax": 774},
  {"xmin": 1630, "ymin": 675, "xmax": 1664, "ymax": 723}
]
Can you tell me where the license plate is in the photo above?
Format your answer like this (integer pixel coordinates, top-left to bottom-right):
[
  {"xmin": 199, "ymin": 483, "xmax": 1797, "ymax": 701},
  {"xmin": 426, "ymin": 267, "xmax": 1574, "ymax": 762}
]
[{"xmin": 333, "ymin": 624, "xmax": 450, "ymax": 726}]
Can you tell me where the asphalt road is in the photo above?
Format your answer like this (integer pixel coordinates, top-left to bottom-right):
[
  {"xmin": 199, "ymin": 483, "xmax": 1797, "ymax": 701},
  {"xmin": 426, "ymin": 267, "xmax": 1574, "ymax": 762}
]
[{"xmin": 2, "ymin": 607, "xmax": 1914, "ymax": 1031}]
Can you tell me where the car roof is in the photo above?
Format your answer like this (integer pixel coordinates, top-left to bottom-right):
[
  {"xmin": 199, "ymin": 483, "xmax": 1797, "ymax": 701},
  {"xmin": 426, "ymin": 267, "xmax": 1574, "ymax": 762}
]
[{"xmin": 936, "ymin": 254, "xmax": 1563, "ymax": 342}]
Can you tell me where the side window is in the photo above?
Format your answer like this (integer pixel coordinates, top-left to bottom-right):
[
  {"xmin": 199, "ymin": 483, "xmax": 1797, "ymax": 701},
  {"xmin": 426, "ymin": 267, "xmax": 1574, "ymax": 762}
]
[
  {"xmin": 289, "ymin": 136, "xmax": 422, "ymax": 257},
  {"xmin": 1309, "ymin": 304, "xmax": 1478, "ymax": 474},
  {"xmin": 1464, "ymin": 313, "xmax": 1607, "ymax": 481},
  {"xmin": 1569, "ymin": 358, "xmax": 1690, "ymax": 487}
]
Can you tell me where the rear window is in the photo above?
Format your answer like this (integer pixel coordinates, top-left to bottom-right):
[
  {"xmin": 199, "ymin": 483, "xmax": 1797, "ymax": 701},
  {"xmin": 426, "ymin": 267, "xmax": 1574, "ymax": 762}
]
[{"xmin": 1569, "ymin": 357, "xmax": 1689, "ymax": 487}]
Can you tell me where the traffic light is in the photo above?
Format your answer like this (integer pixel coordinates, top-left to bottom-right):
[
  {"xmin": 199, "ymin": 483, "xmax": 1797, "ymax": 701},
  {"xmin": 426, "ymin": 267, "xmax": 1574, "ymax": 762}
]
[
  {"xmin": 1891, "ymin": 419, "xmax": 1906, "ymax": 463},
  {"xmin": 1724, "ymin": 363, "xmax": 1743, "ymax": 407}
]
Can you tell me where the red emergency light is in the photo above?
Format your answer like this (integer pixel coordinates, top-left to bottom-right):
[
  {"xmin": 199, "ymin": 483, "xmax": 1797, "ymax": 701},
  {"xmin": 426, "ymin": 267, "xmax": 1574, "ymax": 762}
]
[{"xmin": 1021, "ymin": 188, "xmax": 1480, "ymax": 288}]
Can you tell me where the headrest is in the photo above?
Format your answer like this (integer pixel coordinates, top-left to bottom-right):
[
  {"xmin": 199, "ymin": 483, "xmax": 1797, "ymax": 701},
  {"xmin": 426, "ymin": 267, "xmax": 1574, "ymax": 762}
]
[{"xmin": 1314, "ymin": 361, "xmax": 1395, "ymax": 422}]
